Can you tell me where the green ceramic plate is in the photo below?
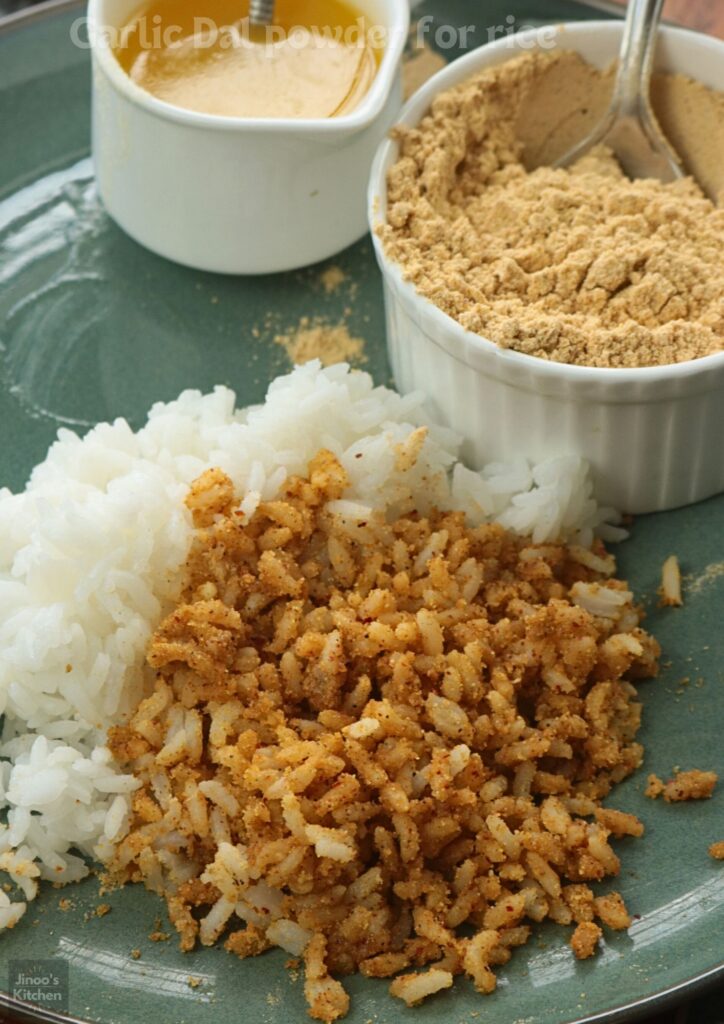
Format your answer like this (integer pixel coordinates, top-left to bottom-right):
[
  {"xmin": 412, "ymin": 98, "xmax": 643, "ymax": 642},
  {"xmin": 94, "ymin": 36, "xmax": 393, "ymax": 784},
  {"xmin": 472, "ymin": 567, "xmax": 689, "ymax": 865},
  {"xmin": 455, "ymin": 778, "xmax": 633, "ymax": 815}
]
[{"xmin": 0, "ymin": 2, "xmax": 722, "ymax": 1023}]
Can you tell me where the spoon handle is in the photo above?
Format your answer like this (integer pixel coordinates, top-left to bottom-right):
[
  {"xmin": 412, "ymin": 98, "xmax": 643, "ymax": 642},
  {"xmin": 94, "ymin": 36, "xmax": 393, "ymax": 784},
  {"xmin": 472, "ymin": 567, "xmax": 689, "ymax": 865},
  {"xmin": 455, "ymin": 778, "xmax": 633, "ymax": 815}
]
[
  {"xmin": 250, "ymin": 0, "xmax": 275, "ymax": 25},
  {"xmin": 613, "ymin": 0, "xmax": 665, "ymax": 115}
]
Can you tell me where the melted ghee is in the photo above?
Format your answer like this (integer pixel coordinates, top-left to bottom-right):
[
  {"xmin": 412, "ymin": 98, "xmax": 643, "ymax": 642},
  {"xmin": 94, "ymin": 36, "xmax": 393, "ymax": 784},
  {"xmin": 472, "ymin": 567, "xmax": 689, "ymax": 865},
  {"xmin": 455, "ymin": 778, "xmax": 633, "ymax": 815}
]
[{"xmin": 114, "ymin": 0, "xmax": 381, "ymax": 119}]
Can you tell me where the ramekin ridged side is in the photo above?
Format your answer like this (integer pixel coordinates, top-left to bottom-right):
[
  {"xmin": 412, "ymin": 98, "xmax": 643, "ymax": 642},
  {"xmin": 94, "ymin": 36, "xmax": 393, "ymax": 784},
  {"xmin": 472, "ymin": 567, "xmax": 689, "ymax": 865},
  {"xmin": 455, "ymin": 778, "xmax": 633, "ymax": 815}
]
[{"xmin": 369, "ymin": 22, "xmax": 724, "ymax": 514}]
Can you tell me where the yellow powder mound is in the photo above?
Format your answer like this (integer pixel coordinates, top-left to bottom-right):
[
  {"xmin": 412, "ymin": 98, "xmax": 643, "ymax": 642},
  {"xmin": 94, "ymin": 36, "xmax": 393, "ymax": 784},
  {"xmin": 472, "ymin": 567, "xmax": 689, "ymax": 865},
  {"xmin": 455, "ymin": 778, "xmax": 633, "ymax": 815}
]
[{"xmin": 382, "ymin": 50, "xmax": 724, "ymax": 369}]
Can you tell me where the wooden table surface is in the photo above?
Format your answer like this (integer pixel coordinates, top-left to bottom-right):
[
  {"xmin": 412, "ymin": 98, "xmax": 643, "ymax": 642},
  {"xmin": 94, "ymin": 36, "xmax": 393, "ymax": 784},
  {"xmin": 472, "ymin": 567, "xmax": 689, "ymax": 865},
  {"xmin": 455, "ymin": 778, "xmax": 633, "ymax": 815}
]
[
  {"xmin": 665, "ymin": 0, "xmax": 724, "ymax": 37},
  {"xmin": 605, "ymin": 0, "xmax": 724, "ymax": 37}
]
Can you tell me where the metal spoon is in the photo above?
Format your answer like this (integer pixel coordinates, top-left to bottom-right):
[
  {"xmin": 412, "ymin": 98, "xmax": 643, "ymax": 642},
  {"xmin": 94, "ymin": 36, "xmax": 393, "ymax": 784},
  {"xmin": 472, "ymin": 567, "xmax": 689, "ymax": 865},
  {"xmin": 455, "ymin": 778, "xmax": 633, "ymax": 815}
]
[
  {"xmin": 555, "ymin": 0, "xmax": 687, "ymax": 187},
  {"xmin": 249, "ymin": 0, "xmax": 275, "ymax": 26}
]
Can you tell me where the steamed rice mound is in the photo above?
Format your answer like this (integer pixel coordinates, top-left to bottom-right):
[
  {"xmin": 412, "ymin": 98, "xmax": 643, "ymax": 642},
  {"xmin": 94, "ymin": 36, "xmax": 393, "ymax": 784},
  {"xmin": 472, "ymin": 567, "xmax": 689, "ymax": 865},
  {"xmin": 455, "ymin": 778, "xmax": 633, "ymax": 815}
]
[
  {"xmin": 0, "ymin": 362, "xmax": 623, "ymax": 929},
  {"xmin": 107, "ymin": 450, "xmax": 659, "ymax": 1020}
]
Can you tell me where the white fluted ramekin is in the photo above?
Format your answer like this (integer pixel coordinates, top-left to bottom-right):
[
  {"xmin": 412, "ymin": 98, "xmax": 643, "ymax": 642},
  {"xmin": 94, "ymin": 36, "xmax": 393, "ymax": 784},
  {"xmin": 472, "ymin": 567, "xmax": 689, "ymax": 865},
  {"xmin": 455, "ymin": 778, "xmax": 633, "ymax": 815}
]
[
  {"xmin": 369, "ymin": 22, "xmax": 724, "ymax": 514},
  {"xmin": 89, "ymin": 0, "xmax": 408, "ymax": 274}
]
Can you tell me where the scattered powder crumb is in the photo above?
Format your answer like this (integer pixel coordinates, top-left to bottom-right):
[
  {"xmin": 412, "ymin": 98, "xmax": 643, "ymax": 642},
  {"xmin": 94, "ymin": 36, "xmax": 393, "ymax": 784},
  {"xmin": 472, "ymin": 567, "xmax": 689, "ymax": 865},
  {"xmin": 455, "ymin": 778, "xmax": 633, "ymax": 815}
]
[
  {"xmin": 686, "ymin": 562, "xmax": 724, "ymax": 596},
  {"xmin": 647, "ymin": 769, "xmax": 718, "ymax": 801},
  {"xmin": 130, "ymin": 949, "xmax": 142, "ymax": 960},
  {"xmin": 645, "ymin": 773, "xmax": 665, "ymax": 799},
  {"xmin": 84, "ymin": 903, "xmax": 111, "ymax": 920},
  {"xmin": 98, "ymin": 874, "xmax": 121, "ymax": 898},
  {"xmin": 593, "ymin": 891, "xmax": 632, "ymax": 931},
  {"xmin": 319, "ymin": 265, "xmax": 347, "ymax": 294},
  {"xmin": 571, "ymin": 921, "xmax": 602, "ymax": 960},
  {"xmin": 382, "ymin": 50, "xmax": 724, "ymax": 369},
  {"xmin": 266, "ymin": 993, "xmax": 281, "ymax": 1007},
  {"xmin": 709, "ymin": 842, "xmax": 724, "ymax": 860},
  {"xmin": 188, "ymin": 976, "xmax": 202, "ymax": 989},
  {"xmin": 58, "ymin": 898, "xmax": 74, "ymax": 912},
  {"xmin": 149, "ymin": 918, "xmax": 171, "ymax": 941},
  {"xmin": 275, "ymin": 317, "xmax": 367, "ymax": 368},
  {"xmin": 659, "ymin": 556, "xmax": 683, "ymax": 607}
]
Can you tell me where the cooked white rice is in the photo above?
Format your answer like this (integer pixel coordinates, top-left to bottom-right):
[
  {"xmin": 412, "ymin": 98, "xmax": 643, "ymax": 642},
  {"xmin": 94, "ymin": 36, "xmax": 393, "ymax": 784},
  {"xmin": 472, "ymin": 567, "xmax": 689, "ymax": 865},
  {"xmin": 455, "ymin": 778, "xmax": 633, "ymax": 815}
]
[{"xmin": 0, "ymin": 361, "xmax": 624, "ymax": 928}]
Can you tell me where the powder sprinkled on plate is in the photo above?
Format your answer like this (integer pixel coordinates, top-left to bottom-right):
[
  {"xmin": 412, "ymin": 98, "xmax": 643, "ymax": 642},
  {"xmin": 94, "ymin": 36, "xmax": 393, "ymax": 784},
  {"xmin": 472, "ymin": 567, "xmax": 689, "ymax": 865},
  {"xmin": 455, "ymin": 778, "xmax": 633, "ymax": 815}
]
[
  {"xmin": 319, "ymin": 266, "xmax": 348, "ymax": 295},
  {"xmin": 275, "ymin": 318, "xmax": 367, "ymax": 367}
]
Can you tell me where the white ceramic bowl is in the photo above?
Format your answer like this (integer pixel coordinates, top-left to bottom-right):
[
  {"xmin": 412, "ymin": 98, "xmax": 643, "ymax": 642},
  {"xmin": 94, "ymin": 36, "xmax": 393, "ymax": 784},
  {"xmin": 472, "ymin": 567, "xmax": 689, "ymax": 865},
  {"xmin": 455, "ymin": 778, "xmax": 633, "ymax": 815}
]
[
  {"xmin": 369, "ymin": 22, "xmax": 724, "ymax": 514},
  {"xmin": 88, "ymin": 0, "xmax": 409, "ymax": 274}
]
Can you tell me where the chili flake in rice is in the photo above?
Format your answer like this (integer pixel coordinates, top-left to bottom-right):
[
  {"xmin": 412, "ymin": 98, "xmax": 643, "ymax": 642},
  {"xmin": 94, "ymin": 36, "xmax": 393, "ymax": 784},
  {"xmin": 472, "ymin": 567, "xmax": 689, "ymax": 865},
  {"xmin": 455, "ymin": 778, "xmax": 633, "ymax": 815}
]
[{"xmin": 106, "ymin": 449, "xmax": 661, "ymax": 1021}]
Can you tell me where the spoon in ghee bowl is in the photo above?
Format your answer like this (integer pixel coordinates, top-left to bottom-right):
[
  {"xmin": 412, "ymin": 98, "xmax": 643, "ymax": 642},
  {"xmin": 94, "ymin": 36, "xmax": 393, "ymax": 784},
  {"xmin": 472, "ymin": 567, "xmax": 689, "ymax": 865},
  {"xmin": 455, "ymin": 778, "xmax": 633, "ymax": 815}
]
[
  {"xmin": 250, "ymin": 0, "xmax": 275, "ymax": 26},
  {"xmin": 555, "ymin": 0, "xmax": 698, "ymax": 191}
]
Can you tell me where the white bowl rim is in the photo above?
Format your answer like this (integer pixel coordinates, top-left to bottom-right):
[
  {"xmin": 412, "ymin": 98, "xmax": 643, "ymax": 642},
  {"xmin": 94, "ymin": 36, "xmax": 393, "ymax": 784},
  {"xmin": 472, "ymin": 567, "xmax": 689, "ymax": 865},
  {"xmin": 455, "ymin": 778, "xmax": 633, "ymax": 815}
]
[
  {"xmin": 369, "ymin": 20, "xmax": 724, "ymax": 385},
  {"xmin": 87, "ymin": 0, "xmax": 409, "ymax": 135}
]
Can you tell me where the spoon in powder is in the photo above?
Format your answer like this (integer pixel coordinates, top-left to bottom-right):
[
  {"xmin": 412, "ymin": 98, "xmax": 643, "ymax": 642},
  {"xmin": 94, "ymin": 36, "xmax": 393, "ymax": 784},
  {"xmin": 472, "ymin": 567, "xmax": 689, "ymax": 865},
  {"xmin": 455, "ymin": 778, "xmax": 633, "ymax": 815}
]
[{"xmin": 555, "ymin": 0, "xmax": 694, "ymax": 190}]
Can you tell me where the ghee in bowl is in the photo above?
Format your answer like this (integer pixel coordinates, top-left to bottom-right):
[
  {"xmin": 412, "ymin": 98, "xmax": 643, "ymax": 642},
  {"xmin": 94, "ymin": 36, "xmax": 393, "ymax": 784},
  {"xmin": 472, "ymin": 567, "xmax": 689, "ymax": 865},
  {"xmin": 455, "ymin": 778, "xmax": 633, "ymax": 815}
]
[
  {"xmin": 114, "ymin": 0, "xmax": 382, "ymax": 119},
  {"xmin": 89, "ymin": 0, "xmax": 409, "ymax": 272}
]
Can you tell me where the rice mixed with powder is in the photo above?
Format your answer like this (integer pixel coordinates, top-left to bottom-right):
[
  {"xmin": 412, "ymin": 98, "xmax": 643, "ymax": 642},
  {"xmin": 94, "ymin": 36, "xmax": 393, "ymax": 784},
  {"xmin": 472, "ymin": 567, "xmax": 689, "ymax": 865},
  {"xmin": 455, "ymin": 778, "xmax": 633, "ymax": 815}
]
[{"xmin": 105, "ymin": 449, "xmax": 660, "ymax": 1020}]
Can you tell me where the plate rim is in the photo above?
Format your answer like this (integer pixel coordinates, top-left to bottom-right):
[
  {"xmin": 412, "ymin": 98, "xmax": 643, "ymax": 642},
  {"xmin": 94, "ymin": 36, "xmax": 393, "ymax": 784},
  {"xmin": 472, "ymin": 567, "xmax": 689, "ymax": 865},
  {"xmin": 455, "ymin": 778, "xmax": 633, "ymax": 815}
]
[
  {"xmin": 0, "ymin": 0, "xmax": 721, "ymax": 1022},
  {"xmin": 0, "ymin": 952, "xmax": 722, "ymax": 1024},
  {"xmin": 0, "ymin": 0, "xmax": 83, "ymax": 35}
]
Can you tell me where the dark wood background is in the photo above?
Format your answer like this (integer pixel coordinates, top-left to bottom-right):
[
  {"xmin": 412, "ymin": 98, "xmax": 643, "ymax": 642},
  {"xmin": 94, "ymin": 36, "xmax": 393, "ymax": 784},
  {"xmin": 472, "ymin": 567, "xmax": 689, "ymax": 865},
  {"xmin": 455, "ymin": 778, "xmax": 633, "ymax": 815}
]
[{"xmin": 622, "ymin": 0, "xmax": 724, "ymax": 37}]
